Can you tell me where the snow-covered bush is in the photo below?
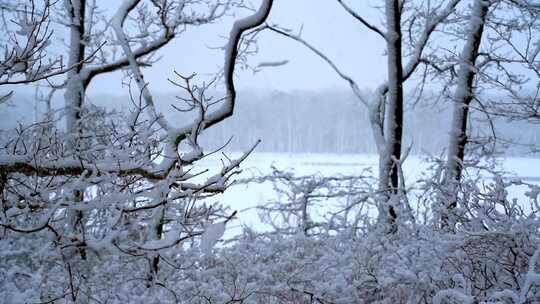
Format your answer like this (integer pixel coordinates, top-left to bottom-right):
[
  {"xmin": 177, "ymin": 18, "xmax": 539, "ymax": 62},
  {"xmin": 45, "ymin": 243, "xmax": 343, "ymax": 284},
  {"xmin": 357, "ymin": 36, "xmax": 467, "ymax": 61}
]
[
  {"xmin": 1, "ymin": 0, "xmax": 539, "ymax": 303},
  {"xmin": 201, "ymin": 168, "xmax": 540, "ymax": 304},
  {"xmin": 0, "ymin": 0, "xmax": 274, "ymax": 302}
]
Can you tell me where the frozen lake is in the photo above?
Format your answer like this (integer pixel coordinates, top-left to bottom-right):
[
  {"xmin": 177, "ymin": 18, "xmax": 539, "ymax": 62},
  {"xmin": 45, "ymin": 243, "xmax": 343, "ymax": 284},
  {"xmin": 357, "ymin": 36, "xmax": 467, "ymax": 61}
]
[{"xmin": 196, "ymin": 153, "xmax": 540, "ymax": 235}]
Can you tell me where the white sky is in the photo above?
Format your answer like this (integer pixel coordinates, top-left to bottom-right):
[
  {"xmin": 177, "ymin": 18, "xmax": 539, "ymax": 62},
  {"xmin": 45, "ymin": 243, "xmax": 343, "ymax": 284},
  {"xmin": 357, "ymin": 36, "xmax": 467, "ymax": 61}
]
[{"xmin": 87, "ymin": 0, "xmax": 387, "ymax": 95}]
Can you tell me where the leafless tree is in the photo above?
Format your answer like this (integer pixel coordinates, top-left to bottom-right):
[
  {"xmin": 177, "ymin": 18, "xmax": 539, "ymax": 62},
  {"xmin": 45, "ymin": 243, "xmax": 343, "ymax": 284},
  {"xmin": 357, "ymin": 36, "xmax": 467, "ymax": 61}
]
[
  {"xmin": 239, "ymin": 166, "xmax": 376, "ymax": 236},
  {"xmin": 420, "ymin": 0, "xmax": 540, "ymax": 228},
  {"xmin": 259, "ymin": 0, "xmax": 461, "ymax": 232},
  {"xmin": 0, "ymin": 0, "xmax": 67, "ymax": 102},
  {"xmin": 0, "ymin": 0, "xmax": 274, "ymax": 301}
]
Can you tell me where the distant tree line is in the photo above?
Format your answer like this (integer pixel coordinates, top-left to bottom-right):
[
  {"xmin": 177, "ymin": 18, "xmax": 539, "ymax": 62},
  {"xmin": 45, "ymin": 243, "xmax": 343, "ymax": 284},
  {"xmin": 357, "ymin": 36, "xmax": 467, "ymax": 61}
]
[
  {"xmin": 190, "ymin": 89, "xmax": 539, "ymax": 156},
  {"xmin": 5, "ymin": 88, "xmax": 539, "ymax": 156}
]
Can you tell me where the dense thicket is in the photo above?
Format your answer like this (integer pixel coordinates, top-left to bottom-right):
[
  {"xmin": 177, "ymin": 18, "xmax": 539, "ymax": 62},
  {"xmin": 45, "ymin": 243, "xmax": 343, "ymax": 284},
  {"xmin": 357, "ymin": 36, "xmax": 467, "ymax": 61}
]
[{"xmin": 1, "ymin": 0, "xmax": 540, "ymax": 303}]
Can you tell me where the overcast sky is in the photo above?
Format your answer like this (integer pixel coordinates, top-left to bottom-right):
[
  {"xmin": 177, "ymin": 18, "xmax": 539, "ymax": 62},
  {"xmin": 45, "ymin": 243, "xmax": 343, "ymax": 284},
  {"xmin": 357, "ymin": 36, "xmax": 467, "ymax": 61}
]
[{"xmin": 87, "ymin": 0, "xmax": 387, "ymax": 95}]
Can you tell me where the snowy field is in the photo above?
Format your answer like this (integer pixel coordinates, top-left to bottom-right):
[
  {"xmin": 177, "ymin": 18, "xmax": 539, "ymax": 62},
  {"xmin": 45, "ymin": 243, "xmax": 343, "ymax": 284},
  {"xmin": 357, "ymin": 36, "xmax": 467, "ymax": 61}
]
[{"xmin": 197, "ymin": 153, "xmax": 540, "ymax": 236}]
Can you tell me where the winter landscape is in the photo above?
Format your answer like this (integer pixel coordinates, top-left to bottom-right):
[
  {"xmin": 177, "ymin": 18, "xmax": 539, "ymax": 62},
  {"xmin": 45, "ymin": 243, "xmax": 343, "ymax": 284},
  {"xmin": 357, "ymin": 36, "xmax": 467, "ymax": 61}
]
[{"xmin": 1, "ymin": 0, "xmax": 540, "ymax": 303}]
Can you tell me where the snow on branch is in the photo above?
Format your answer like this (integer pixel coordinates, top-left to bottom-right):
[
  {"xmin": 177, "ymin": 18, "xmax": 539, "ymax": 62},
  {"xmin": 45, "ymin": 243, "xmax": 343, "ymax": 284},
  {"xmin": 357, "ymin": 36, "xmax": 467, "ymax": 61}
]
[
  {"xmin": 336, "ymin": 0, "xmax": 387, "ymax": 40},
  {"xmin": 265, "ymin": 25, "xmax": 367, "ymax": 105}
]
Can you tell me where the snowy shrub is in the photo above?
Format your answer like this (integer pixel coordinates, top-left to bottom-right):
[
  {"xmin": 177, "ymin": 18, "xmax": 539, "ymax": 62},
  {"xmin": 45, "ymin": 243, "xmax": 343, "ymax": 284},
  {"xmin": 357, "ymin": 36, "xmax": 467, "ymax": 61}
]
[{"xmin": 1, "ymin": 0, "xmax": 539, "ymax": 302}]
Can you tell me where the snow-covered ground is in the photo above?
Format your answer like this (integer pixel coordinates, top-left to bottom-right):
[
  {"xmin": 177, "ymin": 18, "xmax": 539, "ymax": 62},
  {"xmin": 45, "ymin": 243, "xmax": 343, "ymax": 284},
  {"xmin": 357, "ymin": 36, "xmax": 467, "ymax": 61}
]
[{"xmin": 197, "ymin": 153, "xmax": 540, "ymax": 236}]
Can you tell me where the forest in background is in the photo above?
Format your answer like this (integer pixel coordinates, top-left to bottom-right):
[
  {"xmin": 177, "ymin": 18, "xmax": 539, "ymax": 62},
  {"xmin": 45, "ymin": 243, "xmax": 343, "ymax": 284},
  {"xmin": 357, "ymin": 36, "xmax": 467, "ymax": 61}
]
[{"xmin": 4, "ymin": 88, "xmax": 539, "ymax": 156}]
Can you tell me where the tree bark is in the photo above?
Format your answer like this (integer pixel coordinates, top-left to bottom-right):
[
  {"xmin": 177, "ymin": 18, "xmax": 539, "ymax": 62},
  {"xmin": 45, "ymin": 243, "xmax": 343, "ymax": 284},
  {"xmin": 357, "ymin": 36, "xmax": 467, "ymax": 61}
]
[
  {"xmin": 443, "ymin": 0, "xmax": 489, "ymax": 228},
  {"xmin": 64, "ymin": 0, "xmax": 86, "ymax": 148},
  {"xmin": 64, "ymin": 0, "xmax": 87, "ymax": 261},
  {"xmin": 379, "ymin": 0, "xmax": 404, "ymax": 231}
]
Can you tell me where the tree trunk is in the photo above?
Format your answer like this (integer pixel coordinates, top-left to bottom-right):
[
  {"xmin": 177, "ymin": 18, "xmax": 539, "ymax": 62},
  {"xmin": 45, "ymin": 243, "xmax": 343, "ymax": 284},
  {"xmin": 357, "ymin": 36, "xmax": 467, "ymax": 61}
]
[
  {"xmin": 64, "ymin": 0, "xmax": 87, "ymax": 261},
  {"xmin": 379, "ymin": 0, "xmax": 404, "ymax": 232},
  {"xmin": 64, "ymin": 0, "xmax": 86, "ymax": 148},
  {"xmin": 443, "ymin": 0, "xmax": 489, "ymax": 228}
]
